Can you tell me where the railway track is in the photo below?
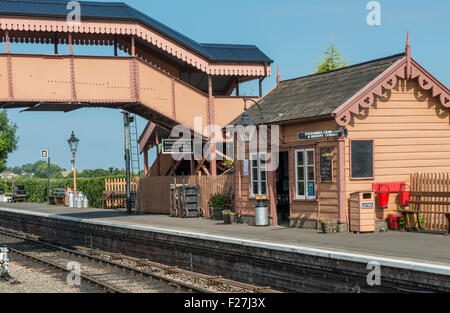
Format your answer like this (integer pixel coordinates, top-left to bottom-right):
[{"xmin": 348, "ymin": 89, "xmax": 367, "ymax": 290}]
[{"xmin": 0, "ymin": 227, "xmax": 280, "ymax": 293}]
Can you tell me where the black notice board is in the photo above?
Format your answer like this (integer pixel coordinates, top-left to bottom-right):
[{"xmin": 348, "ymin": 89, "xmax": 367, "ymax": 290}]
[
  {"xmin": 320, "ymin": 147, "xmax": 333, "ymax": 182},
  {"xmin": 351, "ymin": 141, "xmax": 374, "ymax": 178}
]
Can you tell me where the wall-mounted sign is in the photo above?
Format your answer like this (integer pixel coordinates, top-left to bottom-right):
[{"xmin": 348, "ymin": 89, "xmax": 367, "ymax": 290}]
[
  {"xmin": 162, "ymin": 139, "xmax": 193, "ymax": 154},
  {"xmin": 320, "ymin": 147, "xmax": 333, "ymax": 182},
  {"xmin": 298, "ymin": 130, "xmax": 342, "ymax": 141},
  {"xmin": 362, "ymin": 202, "xmax": 375, "ymax": 209}
]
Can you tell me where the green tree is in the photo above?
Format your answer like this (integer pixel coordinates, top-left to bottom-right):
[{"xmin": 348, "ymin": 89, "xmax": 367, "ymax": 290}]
[
  {"xmin": 315, "ymin": 41, "xmax": 349, "ymax": 73},
  {"xmin": 0, "ymin": 110, "xmax": 18, "ymax": 172},
  {"xmin": 32, "ymin": 160, "xmax": 64, "ymax": 179}
]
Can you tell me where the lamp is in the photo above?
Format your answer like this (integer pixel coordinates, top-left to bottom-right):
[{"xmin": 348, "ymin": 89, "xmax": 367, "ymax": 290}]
[
  {"xmin": 67, "ymin": 131, "xmax": 80, "ymax": 155},
  {"xmin": 67, "ymin": 131, "xmax": 80, "ymax": 198}
]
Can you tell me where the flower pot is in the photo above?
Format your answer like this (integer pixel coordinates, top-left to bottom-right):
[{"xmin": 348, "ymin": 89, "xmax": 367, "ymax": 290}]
[
  {"xmin": 223, "ymin": 214, "xmax": 232, "ymax": 225},
  {"xmin": 209, "ymin": 207, "xmax": 225, "ymax": 220}
]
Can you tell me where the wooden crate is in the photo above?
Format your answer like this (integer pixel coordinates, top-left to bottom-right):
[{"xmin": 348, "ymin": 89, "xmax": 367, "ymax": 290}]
[{"xmin": 350, "ymin": 191, "xmax": 376, "ymax": 233}]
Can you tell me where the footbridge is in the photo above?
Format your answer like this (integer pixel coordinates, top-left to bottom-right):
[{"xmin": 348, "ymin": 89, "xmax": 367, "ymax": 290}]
[{"xmin": 0, "ymin": 0, "xmax": 272, "ymax": 175}]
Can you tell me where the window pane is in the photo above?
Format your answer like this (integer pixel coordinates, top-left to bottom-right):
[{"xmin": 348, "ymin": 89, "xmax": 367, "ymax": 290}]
[
  {"xmin": 351, "ymin": 141, "xmax": 374, "ymax": 178},
  {"xmin": 297, "ymin": 182, "xmax": 305, "ymax": 196},
  {"xmin": 261, "ymin": 184, "xmax": 267, "ymax": 195},
  {"xmin": 252, "ymin": 160, "xmax": 258, "ymax": 168},
  {"xmin": 297, "ymin": 167, "xmax": 304, "ymax": 181},
  {"xmin": 260, "ymin": 171, "xmax": 267, "ymax": 181},
  {"xmin": 297, "ymin": 151, "xmax": 304, "ymax": 166},
  {"xmin": 253, "ymin": 182, "xmax": 259, "ymax": 195},
  {"xmin": 308, "ymin": 166, "xmax": 315, "ymax": 181},
  {"xmin": 252, "ymin": 168, "xmax": 258, "ymax": 179},
  {"xmin": 307, "ymin": 151, "xmax": 314, "ymax": 165}
]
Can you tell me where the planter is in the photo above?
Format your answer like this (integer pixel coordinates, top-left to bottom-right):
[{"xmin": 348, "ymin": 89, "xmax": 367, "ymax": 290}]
[
  {"xmin": 321, "ymin": 221, "xmax": 338, "ymax": 234},
  {"xmin": 209, "ymin": 207, "xmax": 225, "ymax": 220},
  {"xmin": 223, "ymin": 213, "xmax": 233, "ymax": 225}
]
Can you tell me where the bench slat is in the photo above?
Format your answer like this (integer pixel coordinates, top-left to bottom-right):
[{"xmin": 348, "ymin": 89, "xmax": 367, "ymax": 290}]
[
  {"xmin": 408, "ymin": 200, "xmax": 450, "ymax": 206},
  {"xmin": 410, "ymin": 192, "xmax": 450, "ymax": 197},
  {"xmin": 401, "ymin": 210, "xmax": 450, "ymax": 215}
]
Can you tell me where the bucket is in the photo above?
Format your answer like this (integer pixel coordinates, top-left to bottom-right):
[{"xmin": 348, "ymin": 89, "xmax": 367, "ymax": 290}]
[
  {"xmin": 399, "ymin": 184, "xmax": 411, "ymax": 206},
  {"xmin": 377, "ymin": 184, "xmax": 390, "ymax": 208}
]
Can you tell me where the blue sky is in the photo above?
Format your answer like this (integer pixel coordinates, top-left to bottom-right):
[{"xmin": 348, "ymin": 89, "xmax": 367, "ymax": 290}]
[{"xmin": 4, "ymin": 0, "xmax": 449, "ymax": 171}]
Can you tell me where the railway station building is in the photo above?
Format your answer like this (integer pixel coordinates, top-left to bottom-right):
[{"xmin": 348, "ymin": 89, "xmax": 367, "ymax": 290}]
[{"xmin": 230, "ymin": 35, "xmax": 450, "ymax": 228}]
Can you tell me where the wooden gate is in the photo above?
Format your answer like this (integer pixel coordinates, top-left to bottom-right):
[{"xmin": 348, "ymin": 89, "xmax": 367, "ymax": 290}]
[
  {"xmin": 410, "ymin": 173, "xmax": 450, "ymax": 231},
  {"xmin": 136, "ymin": 175, "xmax": 233, "ymax": 217},
  {"xmin": 104, "ymin": 178, "xmax": 138, "ymax": 208}
]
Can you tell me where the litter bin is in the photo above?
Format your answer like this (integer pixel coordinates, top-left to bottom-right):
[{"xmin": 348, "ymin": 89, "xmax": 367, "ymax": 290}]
[
  {"xmin": 349, "ymin": 191, "xmax": 375, "ymax": 233},
  {"xmin": 255, "ymin": 196, "xmax": 269, "ymax": 226}
]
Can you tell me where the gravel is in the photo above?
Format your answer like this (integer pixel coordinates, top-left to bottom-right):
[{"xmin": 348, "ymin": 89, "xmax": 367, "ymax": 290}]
[{"xmin": 0, "ymin": 254, "xmax": 102, "ymax": 293}]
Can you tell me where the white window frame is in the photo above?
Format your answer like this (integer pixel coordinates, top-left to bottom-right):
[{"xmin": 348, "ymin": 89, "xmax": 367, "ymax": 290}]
[
  {"xmin": 250, "ymin": 152, "xmax": 268, "ymax": 197},
  {"xmin": 295, "ymin": 149, "xmax": 316, "ymax": 200}
]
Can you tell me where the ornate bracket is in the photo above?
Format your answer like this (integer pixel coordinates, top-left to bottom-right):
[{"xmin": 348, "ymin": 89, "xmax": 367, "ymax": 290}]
[{"xmin": 334, "ymin": 58, "xmax": 450, "ymax": 127}]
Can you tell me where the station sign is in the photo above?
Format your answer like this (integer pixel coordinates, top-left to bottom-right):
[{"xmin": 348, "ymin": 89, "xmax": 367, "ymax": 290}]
[
  {"xmin": 41, "ymin": 149, "xmax": 49, "ymax": 159},
  {"xmin": 298, "ymin": 130, "xmax": 342, "ymax": 141},
  {"xmin": 162, "ymin": 139, "xmax": 193, "ymax": 154}
]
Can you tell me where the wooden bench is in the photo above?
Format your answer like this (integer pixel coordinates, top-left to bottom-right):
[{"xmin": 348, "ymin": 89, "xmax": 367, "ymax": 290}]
[
  {"xmin": 101, "ymin": 191, "xmax": 127, "ymax": 209},
  {"xmin": 12, "ymin": 185, "xmax": 29, "ymax": 203},
  {"xmin": 49, "ymin": 188, "xmax": 66, "ymax": 206},
  {"xmin": 402, "ymin": 191, "xmax": 450, "ymax": 236}
]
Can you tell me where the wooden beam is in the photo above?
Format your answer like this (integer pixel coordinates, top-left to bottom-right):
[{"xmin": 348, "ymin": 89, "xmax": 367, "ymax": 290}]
[
  {"xmin": 220, "ymin": 167, "xmax": 233, "ymax": 177},
  {"xmin": 144, "ymin": 150, "xmax": 149, "ymax": 176},
  {"xmin": 138, "ymin": 122, "xmax": 156, "ymax": 153},
  {"xmin": 68, "ymin": 33, "xmax": 73, "ymax": 55},
  {"xmin": 193, "ymin": 147, "xmax": 211, "ymax": 176},
  {"xmin": 201, "ymin": 165, "xmax": 210, "ymax": 176},
  {"xmin": 215, "ymin": 150, "xmax": 233, "ymax": 161}
]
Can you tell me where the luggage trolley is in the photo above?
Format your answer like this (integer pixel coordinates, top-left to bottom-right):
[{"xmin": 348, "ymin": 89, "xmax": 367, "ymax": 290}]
[{"xmin": 170, "ymin": 175, "xmax": 203, "ymax": 218}]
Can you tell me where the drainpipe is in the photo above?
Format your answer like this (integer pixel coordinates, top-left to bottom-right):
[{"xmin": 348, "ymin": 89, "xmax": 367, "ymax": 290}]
[{"xmin": 337, "ymin": 133, "xmax": 347, "ymax": 224}]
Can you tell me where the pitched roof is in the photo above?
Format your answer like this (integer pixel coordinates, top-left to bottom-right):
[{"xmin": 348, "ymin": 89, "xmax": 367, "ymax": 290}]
[
  {"xmin": 231, "ymin": 53, "xmax": 405, "ymax": 125},
  {"xmin": 0, "ymin": 0, "xmax": 272, "ymax": 64}
]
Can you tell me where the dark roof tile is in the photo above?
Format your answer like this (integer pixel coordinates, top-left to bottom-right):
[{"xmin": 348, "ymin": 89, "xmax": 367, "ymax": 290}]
[
  {"xmin": 0, "ymin": 0, "xmax": 272, "ymax": 64},
  {"xmin": 231, "ymin": 53, "xmax": 405, "ymax": 125}
]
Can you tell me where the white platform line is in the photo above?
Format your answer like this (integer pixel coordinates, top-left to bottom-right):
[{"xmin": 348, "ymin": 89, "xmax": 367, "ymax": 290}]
[{"xmin": 1, "ymin": 207, "xmax": 449, "ymax": 276}]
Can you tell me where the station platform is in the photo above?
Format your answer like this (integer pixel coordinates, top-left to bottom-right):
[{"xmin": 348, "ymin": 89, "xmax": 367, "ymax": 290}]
[{"xmin": 0, "ymin": 202, "xmax": 448, "ymax": 268}]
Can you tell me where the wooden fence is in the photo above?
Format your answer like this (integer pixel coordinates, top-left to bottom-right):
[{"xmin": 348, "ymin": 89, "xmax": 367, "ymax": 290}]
[
  {"xmin": 104, "ymin": 178, "xmax": 138, "ymax": 208},
  {"xmin": 136, "ymin": 175, "xmax": 234, "ymax": 217},
  {"xmin": 410, "ymin": 173, "xmax": 449, "ymax": 231}
]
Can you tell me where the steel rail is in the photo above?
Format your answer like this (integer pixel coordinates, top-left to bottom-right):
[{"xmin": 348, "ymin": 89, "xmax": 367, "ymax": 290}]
[
  {"xmin": 0, "ymin": 229, "xmax": 211, "ymax": 293},
  {"xmin": 8, "ymin": 247, "xmax": 124, "ymax": 293}
]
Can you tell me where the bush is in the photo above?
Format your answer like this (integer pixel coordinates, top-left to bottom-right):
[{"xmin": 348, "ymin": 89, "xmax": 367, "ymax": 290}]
[
  {"xmin": 1, "ymin": 177, "xmax": 124, "ymax": 208},
  {"xmin": 208, "ymin": 193, "xmax": 227, "ymax": 208}
]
